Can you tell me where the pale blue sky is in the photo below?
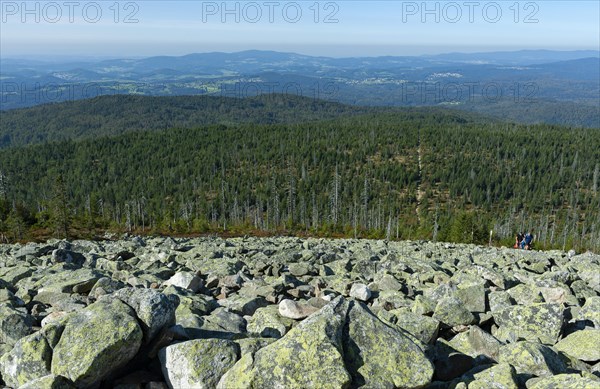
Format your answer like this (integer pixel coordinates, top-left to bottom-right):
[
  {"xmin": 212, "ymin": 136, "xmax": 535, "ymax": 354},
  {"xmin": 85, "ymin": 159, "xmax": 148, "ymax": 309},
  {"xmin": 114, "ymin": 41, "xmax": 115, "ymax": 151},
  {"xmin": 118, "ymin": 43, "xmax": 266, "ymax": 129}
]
[{"xmin": 1, "ymin": 1, "xmax": 599, "ymax": 58}]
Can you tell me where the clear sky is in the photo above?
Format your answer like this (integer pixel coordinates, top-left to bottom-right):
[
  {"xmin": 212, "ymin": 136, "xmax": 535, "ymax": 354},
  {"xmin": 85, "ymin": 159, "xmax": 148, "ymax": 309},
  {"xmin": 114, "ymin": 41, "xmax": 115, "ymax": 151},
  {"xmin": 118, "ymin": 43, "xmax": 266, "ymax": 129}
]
[{"xmin": 1, "ymin": 1, "xmax": 599, "ymax": 59}]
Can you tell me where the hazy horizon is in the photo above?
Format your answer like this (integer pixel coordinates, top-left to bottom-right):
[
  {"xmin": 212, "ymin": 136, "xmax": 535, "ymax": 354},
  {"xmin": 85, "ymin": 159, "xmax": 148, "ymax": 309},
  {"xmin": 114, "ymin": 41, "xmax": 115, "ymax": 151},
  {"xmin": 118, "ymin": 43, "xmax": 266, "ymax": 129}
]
[
  {"xmin": 1, "ymin": 1, "xmax": 598, "ymax": 58},
  {"xmin": 2, "ymin": 47, "xmax": 599, "ymax": 63}
]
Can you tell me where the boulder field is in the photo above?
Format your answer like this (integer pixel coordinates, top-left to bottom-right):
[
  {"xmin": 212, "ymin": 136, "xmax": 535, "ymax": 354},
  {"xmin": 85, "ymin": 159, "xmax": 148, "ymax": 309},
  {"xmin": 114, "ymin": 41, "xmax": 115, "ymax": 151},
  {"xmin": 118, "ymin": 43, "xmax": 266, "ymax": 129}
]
[{"xmin": 0, "ymin": 236, "xmax": 599, "ymax": 388}]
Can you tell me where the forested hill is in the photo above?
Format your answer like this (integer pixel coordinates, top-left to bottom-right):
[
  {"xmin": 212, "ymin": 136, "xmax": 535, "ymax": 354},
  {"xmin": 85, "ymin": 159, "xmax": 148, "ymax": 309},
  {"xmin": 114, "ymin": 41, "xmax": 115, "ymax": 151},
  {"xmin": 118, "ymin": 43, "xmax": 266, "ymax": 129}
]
[
  {"xmin": 0, "ymin": 94, "xmax": 385, "ymax": 148},
  {"xmin": 1, "ymin": 108, "xmax": 598, "ymax": 252}
]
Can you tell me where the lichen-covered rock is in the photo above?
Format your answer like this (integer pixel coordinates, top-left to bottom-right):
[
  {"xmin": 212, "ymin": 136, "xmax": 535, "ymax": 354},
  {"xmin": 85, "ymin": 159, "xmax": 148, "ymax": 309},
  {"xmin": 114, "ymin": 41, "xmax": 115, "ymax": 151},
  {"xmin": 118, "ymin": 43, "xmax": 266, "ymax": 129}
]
[
  {"xmin": 235, "ymin": 337, "xmax": 276, "ymax": 356},
  {"xmin": 344, "ymin": 300, "xmax": 434, "ymax": 388},
  {"xmin": 51, "ymin": 299, "xmax": 143, "ymax": 387},
  {"xmin": 383, "ymin": 308, "xmax": 439, "ymax": 344},
  {"xmin": 412, "ymin": 294, "xmax": 436, "ymax": 315},
  {"xmin": 288, "ymin": 263, "xmax": 311, "ymax": 277},
  {"xmin": 109, "ymin": 287, "xmax": 177, "ymax": 343},
  {"xmin": 454, "ymin": 283, "xmax": 486, "ymax": 313},
  {"xmin": 529, "ymin": 373, "xmax": 600, "ymax": 389},
  {"xmin": 0, "ymin": 304, "xmax": 34, "ymax": 346},
  {"xmin": 507, "ymin": 283, "xmax": 545, "ymax": 305},
  {"xmin": 554, "ymin": 330, "xmax": 600, "ymax": 362},
  {"xmin": 88, "ymin": 277, "xmax": 125, "ymax": 301},
  {"xmin": 433, "ymin": 296, "xmax": 475, "ymax": 327},
  {"xmin": 578, "ymin": 296, "xmax": 600, "ymax": 328},
  {"xmin": 34, "ymin": 267, "xmax": 102, "ymax": 294},
  {"xmin": 218, "ymin": 295, "xmax": 268, "ymax": 316},
  {"xmin": 467, "ymin": 363, "xmax": 518, "ymax": 389},
  {"xmin": 494, "ymin": 303, "xmax": 563, "ymax": 344},
  {"xmin": 0, "ymin": 288, "xmax": 24, "ymax": 307},
  {"xmin": 498, "ymin": 341, "xmax": 567, "ymax": 377},
  {"xmin": 195, "ymin": 307, "xmax": 247, "ymax": 338},
  {"xmin": 466, "ymin": 325, "xmax": 503, "ymax": 361},
  {"xmin": 217, "ymin": 297, "xmax": 352, "ymax": 389},
  {"xmin": 17, "ymin": 374, "xmax": 75, "ymax": 389},
  {"xmin": 0, "ymin": 265, "xmax": 33, "ymax": 285},
  {"xmin": 247, "ymin": 305, "xmax": 295, "ymax": 338},
  {"xmin": 0, "ymin": 332, "xmax": 52, "ymax": 388},
  {"xmin": 159, "ymin": 339, "xmax": 239, "ymax": 389}
]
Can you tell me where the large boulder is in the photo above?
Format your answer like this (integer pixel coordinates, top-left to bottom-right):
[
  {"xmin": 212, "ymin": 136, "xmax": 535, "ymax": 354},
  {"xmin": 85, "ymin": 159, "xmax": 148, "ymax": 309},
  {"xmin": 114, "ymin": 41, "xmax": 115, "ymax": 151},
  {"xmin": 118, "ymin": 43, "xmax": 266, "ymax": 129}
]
[
  {"xmin": 498, "ymin": 341, "xmax": 567, "ymax": 377},
  {"xmin": 578, "ymin": 296, "xmax": 600, "ymax": 328},
  {"xmin": 247, "ymin": 305, "xmax": 295, "ymax": 338},
  {"xmin": 493, "ymin": 303, "xmax": 563, "ymax": 344},
  {"xmin": 109, "ymin": 287, "xmax": 178, "ymax": 343},
  {"xmin": 50, "ymin": 299, "xmax": 143, "ymax": 387},
  {"xmin": 554, "ymin": 330, "xmax": 600, "ymax": 362},
  {"xmin": 529, "ymin": 373, "xmax": 600, "ymax": 389},
  {"xmin": 0, "ymin": 332, "xmax": 52, "ymax": 388},
  {"xmin": 467, "ymin": 362, "xmax": 518, "ymax": 389},
  {"xmin": 163, "ymin": 271, "xmax": 203, "ymax": 292},
  {"xmin": 217, "ymin": 297, "xmax": 352, "ymax": 388},
  {"xmin": 0, "ymin": 304, "xmax": 34, "ymax": 346},
  {"xmin": 344, "ymin": 301, "xmax": 434, "ymax": 388},
  {"xmin": 278, "ymin": 299, "xmax": 319, "ymax": 319},
  {"xmin": 159, "ymin": 339, "xmax": 239, "ymax": 389},
  {"xmin": 433, "ymin": 296, "xmax": 475, "ymax": 327}
]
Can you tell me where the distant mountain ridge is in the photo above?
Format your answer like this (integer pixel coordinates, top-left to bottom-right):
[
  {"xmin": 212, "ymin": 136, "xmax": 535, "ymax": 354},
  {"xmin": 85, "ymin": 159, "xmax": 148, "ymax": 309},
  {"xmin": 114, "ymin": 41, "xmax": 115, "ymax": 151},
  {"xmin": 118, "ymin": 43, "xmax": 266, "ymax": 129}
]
[{"xmin": 1, "ymin": 50, "xmax": 598, "ymax": 127}]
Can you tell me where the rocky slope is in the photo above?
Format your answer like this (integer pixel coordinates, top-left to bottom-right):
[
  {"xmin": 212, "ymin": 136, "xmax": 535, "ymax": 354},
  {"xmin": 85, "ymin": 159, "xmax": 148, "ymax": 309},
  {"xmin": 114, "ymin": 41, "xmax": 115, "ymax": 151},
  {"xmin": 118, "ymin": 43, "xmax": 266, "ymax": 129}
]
[{"xmin": 0, "ymin": 236, "xmax": 599, "ymax": 388}]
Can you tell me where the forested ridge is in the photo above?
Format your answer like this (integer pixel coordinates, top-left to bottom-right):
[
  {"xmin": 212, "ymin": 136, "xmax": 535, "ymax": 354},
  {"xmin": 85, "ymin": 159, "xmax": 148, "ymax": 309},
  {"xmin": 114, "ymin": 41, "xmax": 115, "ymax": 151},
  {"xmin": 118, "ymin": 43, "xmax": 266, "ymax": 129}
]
[
  {"xmin": 0, "ymin": 94, "xmax": 383, "ymax": 148},
  {"xmin": 0, "ymin": 95, "xmax": 598, "ymax": 251}
]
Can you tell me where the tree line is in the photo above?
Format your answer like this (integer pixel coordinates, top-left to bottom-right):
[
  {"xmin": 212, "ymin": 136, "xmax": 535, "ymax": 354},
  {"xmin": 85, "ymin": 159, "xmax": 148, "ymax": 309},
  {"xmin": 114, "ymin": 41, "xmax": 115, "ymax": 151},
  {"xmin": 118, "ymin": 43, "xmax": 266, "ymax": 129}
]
[{"xmin": 0, "ymin": 107, "xmax": 598, "ymax": 252}]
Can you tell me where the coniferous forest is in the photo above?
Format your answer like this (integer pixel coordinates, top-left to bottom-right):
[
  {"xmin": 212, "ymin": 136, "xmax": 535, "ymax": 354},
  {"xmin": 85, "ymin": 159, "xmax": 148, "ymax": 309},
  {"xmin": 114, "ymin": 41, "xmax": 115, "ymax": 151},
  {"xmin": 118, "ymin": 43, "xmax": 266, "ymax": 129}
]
[{"xmin": 0, "ymin": 95, "xmax": 598, "ymax": 252}]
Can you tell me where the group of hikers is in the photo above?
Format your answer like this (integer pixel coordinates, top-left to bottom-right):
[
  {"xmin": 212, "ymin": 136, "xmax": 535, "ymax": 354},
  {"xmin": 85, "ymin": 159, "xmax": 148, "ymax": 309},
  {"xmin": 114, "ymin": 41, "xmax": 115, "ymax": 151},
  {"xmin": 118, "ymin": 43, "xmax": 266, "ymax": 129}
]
[{"xmin": 514, "ymin": 231, "xmax": 534, "ymax": 250}]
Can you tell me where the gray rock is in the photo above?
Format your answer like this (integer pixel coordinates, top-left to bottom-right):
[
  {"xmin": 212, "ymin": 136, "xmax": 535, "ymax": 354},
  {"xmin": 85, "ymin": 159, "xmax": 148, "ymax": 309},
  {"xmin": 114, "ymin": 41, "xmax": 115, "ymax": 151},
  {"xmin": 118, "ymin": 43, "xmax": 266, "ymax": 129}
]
[
  {"xmin": 51, "ymin": 299, "xmax": 143, "ymax": 387},
  {"xmin": 493, "ymin": 303, "xmax": 563, "ymax": 344},
  {"xmin": 247, "ymin": 305, "xmax": 295, "ymax": 338},
  {"xmin": 433, "ymin": 296, "xmax": 475, "ymax": 327},
  {"xmin": 0, "ymin": 332, "xmax": 52, "ymax": 388},
  {"xmin": 15, "ymin": 374, "xmax": 76, "ymax": 389},
  {"xmin": 0, "ymin": 304, "xmax": 34, "ymax": 346},
  {"xmin": 344, "ymin": 300, "xmax": 434, "ymax": 388},
  {"xmin": 278, "ymin": 298, "xmax": 319, "ymax": 319},
  {"xmin": 163, "ymin": 271, "xmax": 203, "ymax": 292},
  {"xmin": 498, "ymin": 341, "xmax": 567, "ymax": 377},
  {"xmin": 109, "ymin": 287, "xmax": 177, "ymax": 343},
  {"xmin": 349, "ymin": 282, "xmax": 372, "ymax": 301},
  {"xmin": 159, "ymin": 339, "xmax": 239, "ymax": 389},
  {"xmin": 217, "ymin": 296, "xmax": 352, "ymax": 389}
]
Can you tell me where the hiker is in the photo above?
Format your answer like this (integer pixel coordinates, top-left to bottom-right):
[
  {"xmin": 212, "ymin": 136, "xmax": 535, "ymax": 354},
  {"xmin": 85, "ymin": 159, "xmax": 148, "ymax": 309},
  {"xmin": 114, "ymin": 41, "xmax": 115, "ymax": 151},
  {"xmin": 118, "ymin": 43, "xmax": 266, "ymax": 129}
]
[
  {"xmin": 514, "ymin": 232, "xmax": 523, "ymax": 249},
  {"xmin": 522, "ymin": 231, "xmax": 534, "ymax": 250}
]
